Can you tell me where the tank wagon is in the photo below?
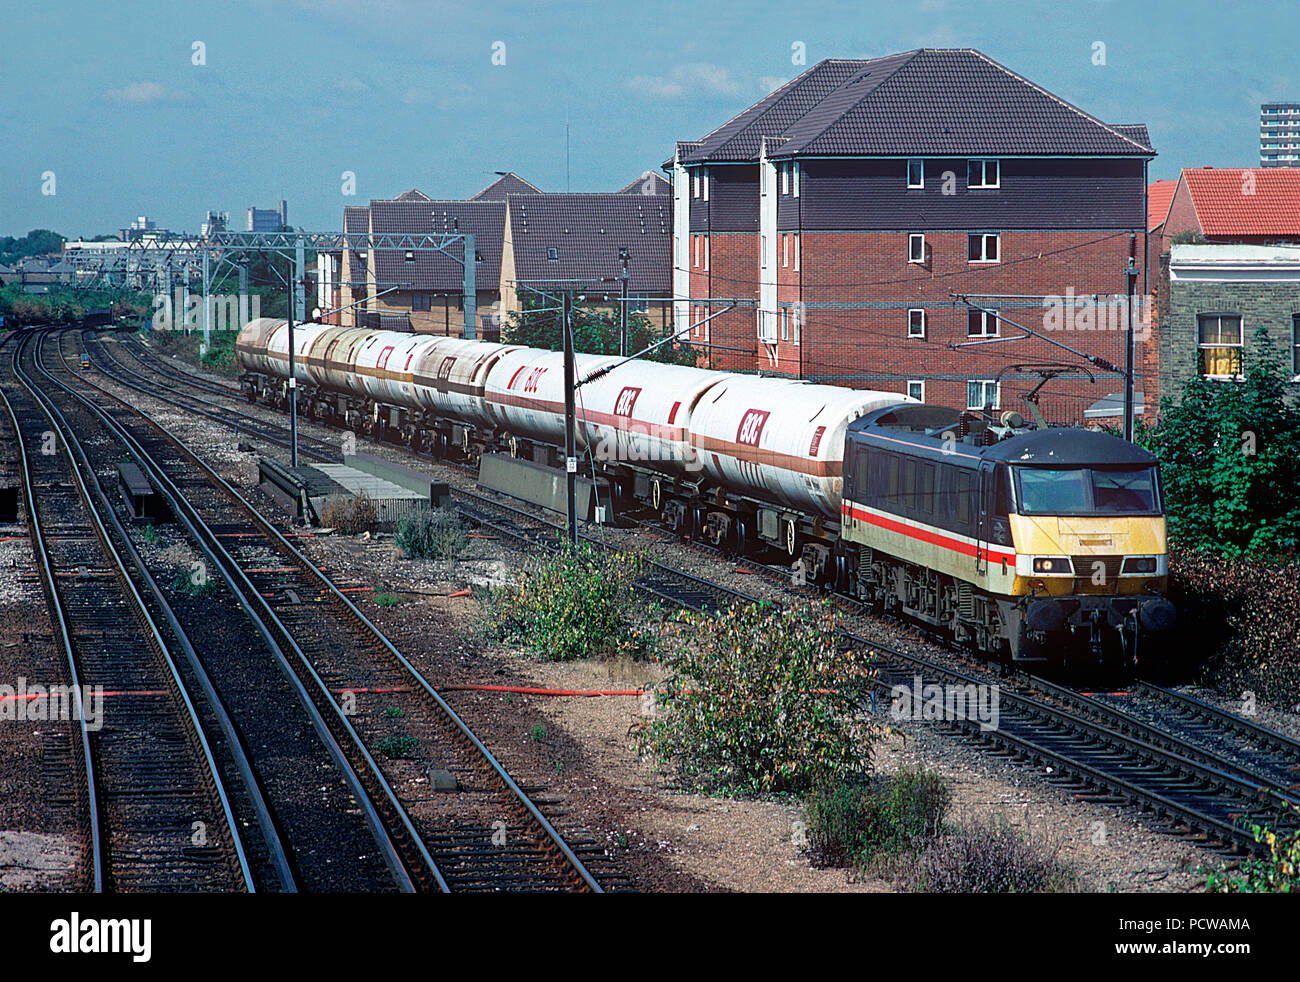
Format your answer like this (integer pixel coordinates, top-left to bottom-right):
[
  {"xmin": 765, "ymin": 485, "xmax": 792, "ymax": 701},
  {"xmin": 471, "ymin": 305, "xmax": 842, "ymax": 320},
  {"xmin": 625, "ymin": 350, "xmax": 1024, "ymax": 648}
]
[{"xmin": 237, "ymin": 318, "xmax": 1174, "ymax": 670}]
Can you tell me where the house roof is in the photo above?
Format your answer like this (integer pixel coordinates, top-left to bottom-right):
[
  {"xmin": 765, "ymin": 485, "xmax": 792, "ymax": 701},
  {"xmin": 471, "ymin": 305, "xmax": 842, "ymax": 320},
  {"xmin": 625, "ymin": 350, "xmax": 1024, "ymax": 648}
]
[
  {"xmin": 471, "ymin": 172, "xmax": 543, "ymax": 200},
  {"xmin": 618, "ymin": 171, "xmax": 670, "ymax": 195},
  {"xmin": 1180, "ymin": 167, "xmax": 1300, "ymax": 237},
  {"xmin": 393, "ymin": 189, "xmax": 432, "ymax": 202},
  {"xmin": 678, "ymin": 49, "xmax": 1153, "ymax": 165},
  {"xmin": 507, "ymin": 193, "xmax": 671, "ymax": 293},
  {"xmin": 367, "ymin": 199, "xmax": 505, "ymax": 291},
  {"xmin": 1147, "ymin": 179, "xmax": 1177, "ymax": 231},
  {"xmin": 343, "ymin": 206, "xmax": 369, "ymax": 234}
]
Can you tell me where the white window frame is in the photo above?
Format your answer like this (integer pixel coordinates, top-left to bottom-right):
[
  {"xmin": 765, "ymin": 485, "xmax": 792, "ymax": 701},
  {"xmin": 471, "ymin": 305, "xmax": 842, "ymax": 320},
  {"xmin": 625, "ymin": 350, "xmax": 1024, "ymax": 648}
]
[
  {"xmin": 968, "ymin": 232, "xmax": 1000, "ymax": 263},
  {"xmin": 702, "ymin": 169, "xmax": 708, "ymax": 201},
  {"xmin": 790, "ymin": 304, "xmax": 801, "ymax": 345},
  {"xmin": 703, "ymin": 235, "xmax": 709, "ymax": 272},
  {"xmin": 968, "ymin": 159, "xmax": 1000, "ymax": 189},
  {"xmin": 692, "ymin": 235, "xmax": 699, "ymax": 267},
  {"xmin": 792, "ymin": 161, "xmax": 800, "ymax": 198},
  {"xmin": 782, "ymin": 234, "xmax": 789, "ymax": 268},
  {"xmin": 693, "ymin": 173, "xmax": 700, "ymax": 198},
  {"xmin": 966, "ymin": 380, "xmax": 1000, "ymax": 410},
  {"xmin": 1197, "ymin": 313, "xmax": 1244, "ymax": 380},
  {"xmin": 967, "ymin": 309, "xmax": 1000, "ymax": 338},
  {"xmin": 907, "ymin": 380, "xmax": 925, "ymax": 402},
  {"xmin": 793, "ymin": 234, "xmax": 800, "ymax": 272},
  {"xmin": 907, "ymin": 308, "xmax": 926, "ymax": 338},
  {"xmin": 780, "ymin": 307, "xmax": 788, "ymax": 341},
  {"xmin": 781, "ymin": 165, "xmax": 789, "ymax": 196},
  {"xmin": 907, "ymin": 158, "xmax": 924, "ymax": 189},
  {"xmin": 908, "ymin": 233, "xmax": 925, "ymax": 264}
]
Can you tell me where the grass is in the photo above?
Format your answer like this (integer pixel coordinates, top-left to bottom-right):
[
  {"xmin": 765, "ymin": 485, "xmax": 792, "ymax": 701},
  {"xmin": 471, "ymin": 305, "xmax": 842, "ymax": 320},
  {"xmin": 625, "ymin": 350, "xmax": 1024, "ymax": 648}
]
[
  {"xmin": 373, "ymin": 591, "xmax": 402, "ymax": 608},
  {"xmin": 171, "ymin": 566, "xmax": 217, "ymax": 597},
  {"xmin": 395, "ymin": 508, "xmax": 467, "ymax": 560},
  {"xmin": 374, "ymin": 735, "xmax": 418, "ymax": 759}
]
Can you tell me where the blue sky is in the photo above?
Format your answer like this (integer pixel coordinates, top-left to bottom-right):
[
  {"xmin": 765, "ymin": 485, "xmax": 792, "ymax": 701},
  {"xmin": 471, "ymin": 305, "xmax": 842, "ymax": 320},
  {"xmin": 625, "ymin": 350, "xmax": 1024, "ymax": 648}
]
[{"xmin": 1, "ymin": 0, "xmax": 1296, "ymax": 237}]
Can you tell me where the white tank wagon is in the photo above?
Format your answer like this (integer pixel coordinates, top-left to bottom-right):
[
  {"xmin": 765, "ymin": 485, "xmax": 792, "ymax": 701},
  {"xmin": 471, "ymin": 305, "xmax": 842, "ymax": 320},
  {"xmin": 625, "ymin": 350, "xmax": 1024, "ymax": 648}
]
[
  {"xmin": 235, "ymin": 317, "xmax": 329, "ymax": 386},
  {"xmin": 236, "ymin": 318, "xmax": 916, "ymax": 578},
  {"xmin": 685, "ymin": 376, "xmax": 913, "ymax": 566}
]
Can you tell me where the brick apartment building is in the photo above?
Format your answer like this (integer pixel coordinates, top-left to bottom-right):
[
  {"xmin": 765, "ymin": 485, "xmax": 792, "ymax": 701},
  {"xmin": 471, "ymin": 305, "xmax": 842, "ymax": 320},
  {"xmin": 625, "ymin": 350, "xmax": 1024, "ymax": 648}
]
[
  {"xmin": 337, "ymin": 172, "xmax": 672, "ymax": 338},
  {"xmin": 667, "ymin": 49, "xmax": 1155, "ymax": 424}
]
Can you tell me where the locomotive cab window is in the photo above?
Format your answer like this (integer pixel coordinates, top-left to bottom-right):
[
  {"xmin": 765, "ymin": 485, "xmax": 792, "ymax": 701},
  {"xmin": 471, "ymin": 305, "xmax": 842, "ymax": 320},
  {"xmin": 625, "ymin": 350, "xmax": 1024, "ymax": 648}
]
[{"xmin": 1014, "ymin": 466, "xmax": 1160, "ymax": 516}]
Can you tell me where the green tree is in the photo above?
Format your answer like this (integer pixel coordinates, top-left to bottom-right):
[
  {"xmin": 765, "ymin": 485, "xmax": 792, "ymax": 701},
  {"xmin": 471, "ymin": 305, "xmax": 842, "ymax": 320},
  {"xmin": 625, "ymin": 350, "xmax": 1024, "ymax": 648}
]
[
  {"xmin": 1139, "ymin": 328, "xmax": 1300, "ymax": 556},
  {"xmin": 502, "ymin": 292, "xmax": 697, "ymax": 365}
]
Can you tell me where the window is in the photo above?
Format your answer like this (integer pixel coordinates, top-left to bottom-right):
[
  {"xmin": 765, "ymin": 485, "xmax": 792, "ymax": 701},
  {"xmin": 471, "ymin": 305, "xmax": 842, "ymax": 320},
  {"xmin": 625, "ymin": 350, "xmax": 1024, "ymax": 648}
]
[
  {"xmin": 790, "ymin": 304, "xmax": 801, "ymax": 344},
  {"xmin": 968, "ymin": 159, "xmax": 1000, "ymax": 188},
  {"xmin": 1015, "ymin": 466, "xmax": 1160, "ymax": 516},
  {"xmin": 908, "ymin": 233, "xmax": 925, "ymax": 263},
  {"xmin": 693, "ymin": 173, "xmax": 700, "ymax": 198},
  {"xmin": 967, "ymin": 380, "xmax": 999, "ymax": 410},
  {"xmin": 917, "ymin": 463, "xmax": 935, "ymax": 513},
  {"xmin": 901, "ymin": 458, "xmax": 917, "ymax": 510},
  {"xmin": 782, "ymin": 164, "xmax": 789, "ymax": 196},
  {"xmin": 703, "ymin": 235, "xmax": 709, "ymax": 271},
  {"xmin": 967, "ymin": 309, "xmax": 999, "ymax": 337},
  {"xmin": 792, "ymin": 161, "xmax": 800, "ymax": 197},
  {"xmin": 692, "ymin": 236, "xmax": 699, "ymax": 267},
  {"xmin": 702, "ymin": 169, "xmax": 708, "ymax": 201},
  {"xmin": 782, "ymin": 234, "xmax": 789, "ymax": 268},
  {"xmin": 908, "ymin": 308, "xmax": 926, "ymax": 338},
  {"xmin": 1292, "ymin": 314, "xmax": 1300, "ymax": 377},
  {"xmin": 907, "ymin": 379, "xmax": 925, "ymax": 402},
  {"xmin": 792, "ymin": 234, "xmax": 800, "ymax": 271},
  {"xmin": 968, "ymin": 233, "xmax": 1000, "ymax": 262},
  {"xmin": 412, "ymin": 292, "xmax": 431, "ymax": 312},
  {"xmin": 907, "ymin": 159, "xmax": 924, "ymax": 189},
  {"xmin": 956, "ymin": 471, "xmax": 972, "ymax": 524},
  {"xmin": 1197, "ymin": 314, "xmax": 1243, "ymax": 378},
  {"xmin": 546, "ymin": 247, "xmax": 559, "ymax": 261}
]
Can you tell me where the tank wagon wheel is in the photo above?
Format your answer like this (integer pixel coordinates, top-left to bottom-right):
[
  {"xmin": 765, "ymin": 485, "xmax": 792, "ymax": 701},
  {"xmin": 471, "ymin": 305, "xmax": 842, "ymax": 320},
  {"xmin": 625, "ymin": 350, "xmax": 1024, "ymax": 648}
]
[
  {"xmin": 650, "ymin": 480, "xmax": 662, "ymax": 513},
  {"xmin": 692, "ymin": 506, "xmax": 705, "ymax": 539},
  {"xmin": 509, "ymin": 436, "xmax": 519, "ymax": 459},
  {"xmin": 832, "ymin": 550, "xmax": 851, "ymax": 596},
  {"xmin": 731, "ymin": 519, "xmax": 749, "ymax": 558},
  {"xmin": 784, "ymin": 518, "xmax": 798, "ymax": 559}
]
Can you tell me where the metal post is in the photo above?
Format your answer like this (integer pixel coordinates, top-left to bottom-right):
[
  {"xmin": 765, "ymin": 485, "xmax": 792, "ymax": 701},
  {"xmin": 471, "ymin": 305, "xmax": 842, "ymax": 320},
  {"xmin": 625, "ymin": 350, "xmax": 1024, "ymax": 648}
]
[
  {"xmin": 201, "ymin": 246, "xmax": 211, "ymax": 350},
  {"xmin": 287, "ymin": 258, "xmax": 299, "ymax": 470},
  {"xmin": 182, "ymin": 262, "xmax": 191, "ymax": 336},
  {"xmin": 1124, "ymin": 234, "xmax": 1138, "ymax": 442},
  {"xmin": 238, "ymin": 262, "xmax": 249, "ymax": 329},
  {"xmin": 619, "ymin": 247, "xmax": 629, "ymax": 357},
  {"xmin": 462, "ymin": 233, "xmax": 476, "ymax": 340},
  {"xmin": 294, "ymin": 234, "xmax": 306, "ymax": 322},
  {"xmin": 563, "ymin": 292, "xmax": 577, "ymax": 551}
]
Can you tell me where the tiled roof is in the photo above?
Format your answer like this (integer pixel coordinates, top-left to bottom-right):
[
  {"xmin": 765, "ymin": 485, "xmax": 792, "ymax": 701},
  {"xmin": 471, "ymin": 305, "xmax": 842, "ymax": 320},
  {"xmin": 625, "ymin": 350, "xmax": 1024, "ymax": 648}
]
[
  {"xmin": 368, "ymin": 199, "xmax": 505, "ymax": 291},
  {"xmin": 680, "ymin": 49, "xmax": 1152, "ymax": 163},
  {"xmin": 1147, "ymin": 179, "xmax": 1177, "ymax": 231},
  {"xmin": 507, "ymin": 193, "xmax": 671, "ymax": 292},
  {"xmin": 1113, "ymin": 124, "xmax": 1152, "ymax": 150},
  {"xmin": 343, "ymin": 206, "xmax": 369, "ymax": 234},
  {"xmin": 471, "ymin": 172, "xmax": 542, "ymax": 200},
  {"xmin": 1181, "ymin": 167, "xmax": 1300, "ymax": 237},
  {"xmin": 618, "ymin": 171, "xmax": 670, "ymax": 195},
  {"xmin": 394, "ymin": 189, "xmax": 432, "ymax": 201}
]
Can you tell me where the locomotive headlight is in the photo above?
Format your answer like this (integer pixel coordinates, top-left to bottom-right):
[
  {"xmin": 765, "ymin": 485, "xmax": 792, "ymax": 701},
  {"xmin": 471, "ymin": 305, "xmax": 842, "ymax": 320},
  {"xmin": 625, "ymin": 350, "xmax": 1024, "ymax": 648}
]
[
  {"xmin": 1030, "ymin": 557, "xmax": 1072, "ymax": 575},
  {"xmin": 1122, "ymin": 555, "xmax": 1166, "ymax": 575}
]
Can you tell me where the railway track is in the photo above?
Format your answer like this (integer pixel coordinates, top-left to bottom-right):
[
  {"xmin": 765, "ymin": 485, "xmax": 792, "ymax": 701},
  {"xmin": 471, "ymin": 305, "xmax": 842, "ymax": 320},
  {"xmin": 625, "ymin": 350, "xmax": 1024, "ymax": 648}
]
[
  {"xmin": 0, "ymin": 331, "xmax": 265, "ymax": 892},
  {"xmin": 86, "ymin": 326, "xmax": 1300, "ymax": 856},
  {"xmin": 47, "ymin": 327, "xmax": 610, "ymax": 892}
]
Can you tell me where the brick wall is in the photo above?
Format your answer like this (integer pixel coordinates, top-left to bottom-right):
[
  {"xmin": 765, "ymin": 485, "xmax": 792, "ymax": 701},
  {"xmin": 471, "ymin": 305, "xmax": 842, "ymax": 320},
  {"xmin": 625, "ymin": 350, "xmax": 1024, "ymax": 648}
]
[{"xmin": 1160, "ymin": 271, "xmax": 1300, "ymax": 408}]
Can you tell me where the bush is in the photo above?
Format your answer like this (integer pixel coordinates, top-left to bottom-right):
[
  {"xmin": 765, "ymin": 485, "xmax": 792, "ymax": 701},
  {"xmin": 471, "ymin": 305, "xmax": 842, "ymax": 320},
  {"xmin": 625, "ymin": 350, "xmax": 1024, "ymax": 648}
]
[
  {"xmin": 1168, "ymin": 550, "xmax": 1300, "ymax": 704},
  {"xmin": 395, "ymin": 508, "xmax": 466, "ymax": 560},
  {"xmin": 804, "ymin": 768, "xmax": 952, "ymax": 868},
  {"xmin": 1206, "ymin": 807, "xmax": 1300, "ymax": 893},
  {"xmin": 319, "ymin": 491, "xmax": 377, "ymax": 534},
  {"xmin": 898, "ymin": 816, "xmax": 1077, "ymax": 893},
  {"xmin": 481, "ymin": 545, "xmax": 649, "ymax": 661},
  {"xmin": 640, "ymin": 601, "xmax": 880, "ymax": 794}
]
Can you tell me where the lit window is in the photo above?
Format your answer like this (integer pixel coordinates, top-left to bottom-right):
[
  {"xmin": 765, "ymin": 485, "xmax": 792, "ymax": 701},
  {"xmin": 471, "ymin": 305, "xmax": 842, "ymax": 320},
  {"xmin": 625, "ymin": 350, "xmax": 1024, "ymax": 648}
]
[
  {"xmin": 967, "ymin": 309, "xmax": 999, "ymax": 337},
  {"xmin": 908, "ymin": 380, "xmax": 925, "ymax": 402},
  {"xmin": 1198, "ymin": 314, "xmax": 1243, "ymax": 378},
  {"xmin": 908, "ymin": 308, "xmax": 926, "ymax": 338},
  {"xmin": 966, "ymin": 380, "xmax": 999, "ymax": 409},
  {"xmin": 907, "ymin": 159, "xmax": 924, "ymax": 189},
  {"xmin": 908, "ymin": 233, "xmax": 925, "ymax": 263},
  {"xmin": 968, "ymin": 159, "xmax": 1000, "ymax": 188},
  {"xmin": 968, "ymin": 233, "xmax": 1000, "ymax": 262}
]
